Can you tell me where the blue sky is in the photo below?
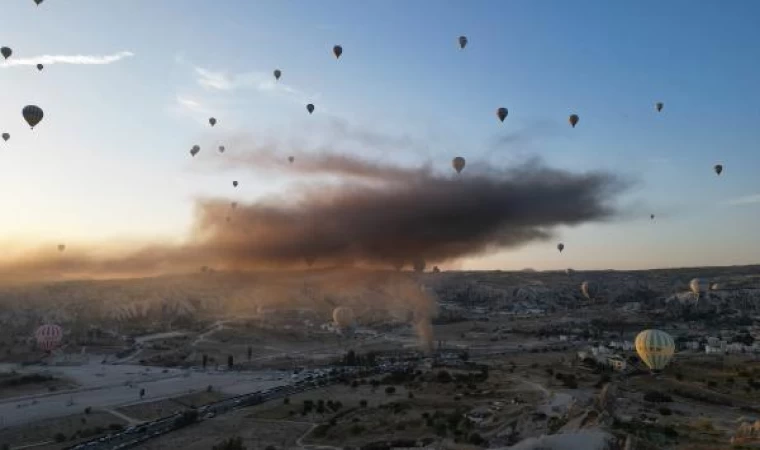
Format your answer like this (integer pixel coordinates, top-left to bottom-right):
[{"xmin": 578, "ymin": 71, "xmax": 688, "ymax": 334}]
[{"xmin": 1, "ymin": 0, "xmax": 759, "ymax": 270}]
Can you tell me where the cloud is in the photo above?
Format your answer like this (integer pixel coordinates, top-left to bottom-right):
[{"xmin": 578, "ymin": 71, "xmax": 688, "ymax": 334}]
[
  {"xmin": 0, "ymin": 132, "xmax": 630, "ymax": 283},
  {"xmin": 175, "ymin": 95, "xmax": 210, "ymax": 114},
  {"xmin": 0, "ymin": 51, "xmax": 134, "ymax": 67},
  {"xmin": 728, "ymin": 194, "xmax": 760, "ymax": 206},
  {"xmin": 194, "ymin": 66, "xmax": 319, "ymax": 107}
]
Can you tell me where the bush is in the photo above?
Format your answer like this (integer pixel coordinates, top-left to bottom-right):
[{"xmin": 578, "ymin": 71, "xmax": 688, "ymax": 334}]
[
  {"xmin": 643, "ymin": 391, "xmax": 672, "ymax": 403},
  {"xmin": 283, "ymin": 397, "xmax": 290, "ymax": 405},
  {"xmin": 407, "ymin": 391, "xmax": 414, "ymax": 399},
  {"xmin": 108, "ymin": 423, "xmax": 123, "ymax": 431},
  {"xmin": 437, "ymin": 370, "xmax": 452, "ymax": 383},
  {"xmin": 360, "ymin": 399, "xmax": 368, "ymax": 408},
  {"xmin": 84, "ymin": 406, "xmax": 92, "ymax": 414},
  {"xmin": 385, "ymin": 386, "xmax": 396, "ymax": 395},
  {"xmin": 658, "ymin": 407, "xmax": 672, "ymax": 416},
  {"xmin": 54, "ymin": 433, "xmax": 67, "ymax": 443},
  {"xmin": 212, "ymin": 436, "xmax": 247, "ymax": 450},
  {"xmin": 350, "ymin": 424, "xmax": 365, "ymax": 435},
  {"xmin": 469, "ymin": 432, "xmax": 486, "ymax": 446}
]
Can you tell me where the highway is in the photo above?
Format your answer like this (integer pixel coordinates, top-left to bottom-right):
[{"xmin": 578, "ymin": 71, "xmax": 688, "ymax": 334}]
[{"xmin": 66, "ymin": 362, "xmax": 413, "ymax": 450}]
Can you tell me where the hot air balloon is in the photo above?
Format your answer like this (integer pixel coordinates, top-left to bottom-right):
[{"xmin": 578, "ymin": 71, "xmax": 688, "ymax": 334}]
[
  {"xmin": 231, "ymin": 202, "xmax": 238, "ymax": 210},
  {"xmin": 306, "ymin": 104, "xmax": 315, "ymax": 114},
  {"xmin": 1, "ymin": 47, "xmax": 11, "ymax": 60},
  {"xmin": 305, "ymin": 256, "xmax": 316, "ymax": 267},
  {"xmin": 22, "ymin": 105, "xmax": 44, "ymax": 129},
  {"xmin": 36, "ymin": 64, "xmax": 44, "ymax": 71},
  {"xmin": 209, "ymin": 117, "xmax": 217, "ymax": 127},
  {"xmin": 218, "ymin": 145, "xmax": 225, "ymax": 153},
  {"xmin": 557, "ymin": 243, "xmax": 565, "ymax": 253},
  {"xmin": 656, "ymin": 102, "xmax": 664, "ymax": 112},
  {"xmin": 458, "ymin": 36, "xmax": 468, "ymax": 49},
  {"xmin": 565, "ymin": 268, "xmax": 575, "ymax": 276},
  {"xmin": 581, "ymin": 281, "xmax": 598, "ymax": 300},
  {"xmin": 288, "ymin": 156, "xmax": 294, "ymax": 163},
  {"xmin": 497, "ymin": 107, "xmax": 508, "ymax": 122},
  {"xmin": 35, "ymin": 324, "xmax": 63, "ymax": 352},
  {"xmin": 190, "ymin": 145, "xmax": 200, "ymax": 157},
  {"xmin": 273, "ymin": 69, "xmax": 281, "ymax": 80},
  {"xmin": 714, "ymin": 164, "xmax": 723, "ymax": 176},
  {"xmin": 635, "ymin": 329, "xmax": 675, "ymax": 373},
  {"xmin": 650, "ymin": 214, "xmax": 655, "ymax": 220},
  {"xmin": 569, "ymin": 114, "xmax": 579, "ymax": 128},
  {"xmin": 57, "ymin": 244, "xmax": 66, "ymax": 252},
  {"xmin": 333, "ymin": 45, "xmax": 343, "ymax": 59},
  {"xmin": 232, "ymin": 181, "xmax": 238, "ymax": 188},
  {"xmin": 689, "ymin": 278, "xmax": 710, "ymax": 297},
  {"xmin": 1, "ymin": 133, "xmax": 9, "ymax": 142},
  {"xmin": 34, "ymin": 0, "xmax": 44, "ymax": 5},
  {"xmin": 452, "ymin": 156, "xmax": 465, "ymax": 174},
  {"xmin": 332, "ymin": 307, "xmax": 356, "ymax": 331}
]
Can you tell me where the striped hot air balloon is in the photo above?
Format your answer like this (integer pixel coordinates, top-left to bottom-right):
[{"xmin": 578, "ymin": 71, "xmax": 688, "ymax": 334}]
[
  {"xmin": 35, "ymin": 324, "xmax": 63, "ymax": 352},
  {"xmin": 635, "ymin": 329, "xmax": 675, "ymax": 373}
]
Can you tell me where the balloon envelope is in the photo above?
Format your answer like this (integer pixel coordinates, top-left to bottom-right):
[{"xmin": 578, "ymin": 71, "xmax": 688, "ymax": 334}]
[
  {"xmin": 1, "ymin": 47, "xmax": 11, "ymax": 59},
  {"xmin": 333, "ymin": 307, "xmax": 356, "ymax": 330},
  {"xmin": 689, "ymin": 278, "xmax": 710, "ymax": 296},
  {"xmin": 452, "ymin": 156, "xmax": 465, "ymax": 174},
  {"xmin": 209, "ymin": 117, "xmax": 217, "ymax": 127},
  {"xmin": 288, "ymin": 156, "xmax": 294, "ymax": 163},
  {"xmin": 57, "ymin": 244, "xmax": 66, "ymax": 252},
  {"xmin": 1, "ymin": 133, "xmax": 9, "ymax": 142},
  {"xmin": 656, "ymin": 102, "xmax": 664, "ymax": 112},
  {"xmin": 569, "ymin": 114, "xmax": 579, "ymax": 128},
  {"xmin": 581, "ymin": 281, "xmax": 598, "ymax": 300},
  {"xmin": 714, "ymin": 164, "xmax": 723, "ymax": 175},
  {"xmin": 458, "ymin": 36, "xmax": 468, "ymax": 49},
  {"xmin": 497, "ymin": 107, "xmax": 508, "ymax": 122},
  {"xmin": 35, "ymin": 324, "xmax": 63, "ymax": 352},
  {"xmin": 557, "ymin": 243, "xmax": 565, "ymax": 252},
  {"xmin": 306, "ymin": 104, "xmax": 315, "ymax": 114},
  {"xmin": 635, "ymin": 329, "xmax": 675, "ymax": 372},
  {"xmin": 273, "ymin": 69, "xmax": 281, "ymax": 80},
  {"xmin": 232, "ymin": 181, "xmax": 238, "ymax": 187},
  {"xmin": 22, "ymin": 105, "xmax": 44, "ymax": 129},
  {"xmin": 333, "ymin": 45, "xmax": 343, "ymax": 59}
]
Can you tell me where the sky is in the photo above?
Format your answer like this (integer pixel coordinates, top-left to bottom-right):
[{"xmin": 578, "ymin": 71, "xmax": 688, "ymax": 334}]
[{"xmin": 1, "ymin": 0, "xmax": 759, "ymax": 273}]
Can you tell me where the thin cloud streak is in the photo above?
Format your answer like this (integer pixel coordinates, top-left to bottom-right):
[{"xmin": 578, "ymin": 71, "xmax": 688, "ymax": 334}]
[
  {"xmin": 728, "ymin": 194, "xmax": 760, "ymax": 206},
  {"xmin": 0, "ymin": 51, "xmax": 134, "ymax": 67},
  {"xmin": 194, "ymin": 66, "xmax": 320, "ymax": 108}
]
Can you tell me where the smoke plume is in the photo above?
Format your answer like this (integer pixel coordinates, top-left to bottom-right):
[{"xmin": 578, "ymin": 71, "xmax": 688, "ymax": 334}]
[{"xmin": 0, "ymin": 149, "xmax": 628, "ymax": 281}]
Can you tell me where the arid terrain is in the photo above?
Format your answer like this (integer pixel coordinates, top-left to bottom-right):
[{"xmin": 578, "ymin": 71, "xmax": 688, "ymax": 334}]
[{"xmin": 0, "ymin": 266, "xmax": 759, "ymax": 449}]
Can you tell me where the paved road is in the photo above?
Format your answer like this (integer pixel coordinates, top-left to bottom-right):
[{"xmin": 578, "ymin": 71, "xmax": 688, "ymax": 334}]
[{"xmin": 0, "ymin": 363, "xmax": 288, "ymax": 428}]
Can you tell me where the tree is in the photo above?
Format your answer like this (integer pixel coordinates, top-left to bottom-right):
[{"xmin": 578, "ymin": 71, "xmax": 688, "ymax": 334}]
[
  {"xmin": 207, "ymin": 384, "xmax": 213, "ymax": 392},
  {"xmin": 247, "ymin": 346, "xmax": 253, "ymax": 362},
  {"xmin": 54, "ymin": 433, "xmax": 67, "ymax": 443},
  {"xmin": 359, "ymin": 399, "xmax": 368, "ymax": 408},
  {"xmin": 227, "ymin": 355, "xmax": 234, "ymax": 369},
  {"xmin": 385, "ymin": 386, "xmax": 396, "ymax": 395},
  {"xmin": 283, "ymin": 397, "xmax": 290, "ymax": 405},
  {"xmin": 212, "ymin": 436, "xmax": 246, "ymax": 450},
  {"xmin": 140, "ymin": 388, "xmax": 145, "ymax": 399},
  {"xmin": 84, "ymin": 406, "xmax": 92, "ymax": 414},
  {"xmin": 202, "ymin": 354, "xmax": 208, "ymax": 369}
]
